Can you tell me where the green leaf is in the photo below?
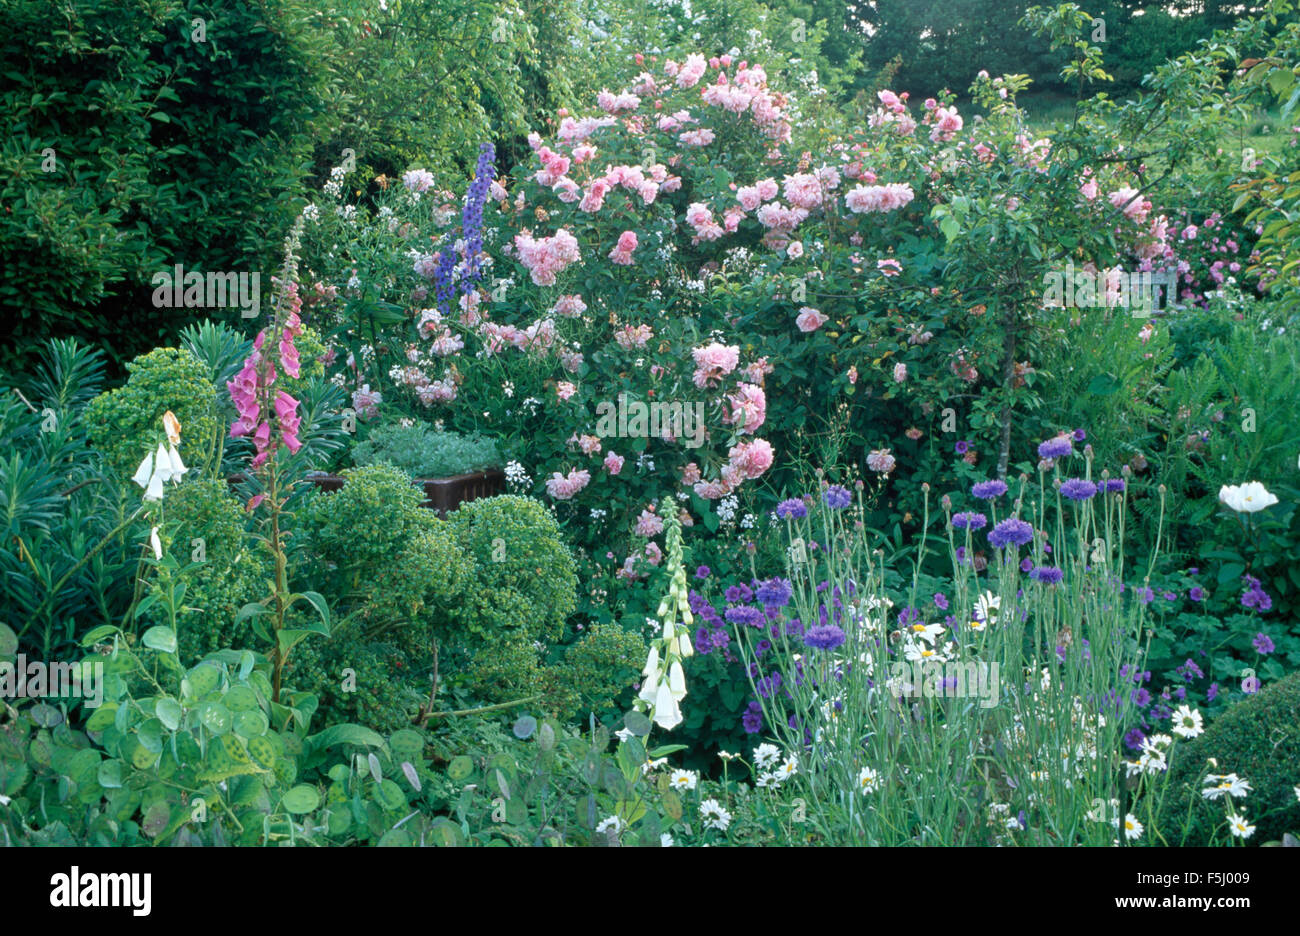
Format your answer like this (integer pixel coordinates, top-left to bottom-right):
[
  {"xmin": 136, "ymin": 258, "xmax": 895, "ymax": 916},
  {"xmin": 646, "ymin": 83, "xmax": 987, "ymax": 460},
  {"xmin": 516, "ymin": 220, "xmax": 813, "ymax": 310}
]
[
  {"xmin": 155, "ymin": 697, "xmax": 182, "ymax": 731},
  {"xmin": 306, "ymin": 723, "xmax": 386, "ymax": 753},
  {"xmin": 141, "ymin": 626, "xmax": 177, "ymax": 654},
  {"xmin": 282, "ymin": 784, "xmax": 321, "ymax": 814}
]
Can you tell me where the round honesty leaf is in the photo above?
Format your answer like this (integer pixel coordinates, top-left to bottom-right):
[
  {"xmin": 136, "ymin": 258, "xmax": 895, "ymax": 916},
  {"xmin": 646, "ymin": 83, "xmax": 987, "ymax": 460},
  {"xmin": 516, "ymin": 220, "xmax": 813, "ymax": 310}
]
[
  {"xmin": 389, "ymin": 729, "xmax": 424, "ymax": 758},
  {"xmin": 186, "ymin": 663, "xmax": 221, "ymax": 698},
  {"xmin": 447, "ymin": 755, "xmax": 473, "ymax": 782},
  {"xmin": 30, "ymin": 703, "xmax": 63, "ymax": 728},
  {"xmin": 141, "ymin": 625, "xmax": 177, "ymax": 654},
  {"xmin": 246, "ymin": 735, "xmax": 276, "ymax": 769},
  {"xmin": 155, "ymin": 697, "xmax": 182, "ymax": 731},
  {"xmin": 199, "ymin": 702, "xmax": 232, "ymax": 735},
  {"xmin": 282, "ymin": 785, "xmax": 321, "ymax": 814},
  {"xmin": 223, "ymin": 686, "xmax": 258, "ymax": 712},
  {"xmin": 234, "ymin": 710, "xmax": 268, "ymax": 738},
  {"xmin": 512, "ymin": 715, "xmax": 537, "ymax": 739}
]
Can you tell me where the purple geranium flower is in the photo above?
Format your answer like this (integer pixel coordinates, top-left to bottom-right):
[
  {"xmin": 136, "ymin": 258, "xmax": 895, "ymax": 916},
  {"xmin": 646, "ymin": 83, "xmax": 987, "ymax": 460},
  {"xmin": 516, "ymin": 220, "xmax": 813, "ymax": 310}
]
[
  {"xmin": 933, "ymin": 592, "xmax": 949, "ymax": 611},
  {"xmin": 725, "ymin": 583, "xmax": 754, "ymax": 604},
  {"xmin": 742, "ymin": 701, "xmax": 763, "ymax": 733},
  {"xmin": 955, "ymin": 440, "xmax": 970, "ymax": 454},
  {"xmin": 1030, "ymin": 566, "xmax": 1064, "ymax": 584},
  {"xmin": 695, "ymin": 565, "xmax": 711, "ymax": 579},
  {"xmin": 1188, "ymin": 586, "xmax": 1205, "ymax": 602},
  {"xmin": 1252, "ymin": 632, "xmax": 1275, "ymax": 655}
]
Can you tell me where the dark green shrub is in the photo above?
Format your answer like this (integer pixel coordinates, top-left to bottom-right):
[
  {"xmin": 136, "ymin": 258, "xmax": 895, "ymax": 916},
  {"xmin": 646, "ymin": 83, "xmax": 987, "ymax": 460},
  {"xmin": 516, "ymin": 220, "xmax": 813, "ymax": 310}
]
[
  {"xmin": 446, "ymin": 495, "xmax": 578, "ymax": 702},
  {"xmin": 302, "ymin": 464, "xmax": 471, "ymax": 653},
  {"xmin": 83, "ymin": 346, "xmax": 220, "ymax": 479},
  {"xmin": 545, "ymin": 624, "xmax": 647, "ymax": 720},
  {"xmin": 1165, "ymin": 670, "xmax": 1300, "ymax": 845},
  {"xmin": 0, "ymin": 0, "xmax": 338, "ymax": 374},
  {"xmin": 145, "ymin": 478, "xmax": 269, "ymax": 663}
]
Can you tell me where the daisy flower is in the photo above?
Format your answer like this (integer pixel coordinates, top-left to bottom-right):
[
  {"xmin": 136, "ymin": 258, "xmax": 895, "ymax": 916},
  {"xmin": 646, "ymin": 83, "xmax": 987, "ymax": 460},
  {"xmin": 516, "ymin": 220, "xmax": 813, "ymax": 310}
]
[
  {"xmin": 1122, "ymin": 813, "xmax": 1143, "ymax": 840},
  {"xmin": 1226, "ymin": 814, "xmax": 1255, "ymax": 839},
  {"xmin": 1171, "ymin": 705, "xmax": 1204, "ymax": 739},
  {"xmin": 1202, "ymin": 773, "xmax": 1252, "ymax": 800},
  {"xmin": 669, "ymin": 769, "xmax": 698, "ymax": 792},
  {"xmin": 753, "ymin": 743, "xmax": 780, "ymax": 770},
  {"xmin": 858, "ymin": 767, "xmax": 880, "ymax": 793},
  {"xmin": 699, "ymin": 798, "xmax": 732, "ymax": 831}
]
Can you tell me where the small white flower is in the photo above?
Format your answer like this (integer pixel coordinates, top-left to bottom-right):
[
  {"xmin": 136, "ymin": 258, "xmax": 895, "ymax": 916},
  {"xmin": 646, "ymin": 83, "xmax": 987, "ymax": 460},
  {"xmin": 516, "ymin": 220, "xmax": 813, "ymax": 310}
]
[
  {"xmin": 613, "ymin": 727, "xmax": 634, "ymax": 743},
  {"xmin": 1171, "ymin": 704, "xmax": 1204, "ymax": 739},
  {"xmin": 669, "ymin": 769, "xmax": 698, "ymax": 792},
  {"xmin": 595, "ymin": 816, "xmax": 624, "ymax": 835},
  {"xmin": 1218, "ymin": 481, "xmax": 1279, "ymax": 513},
  {"xmin": 1226, "ymin": 814, "xmax": 1255, "ymax": 839},
  {"xmin": 660, "ymin": 833, "xmax": 674, "ymax": 847},
  {"xmin": 857, "ymin": 766, "xmax": 880, "ymax": 793},
  {"xmin": 1122, "ymin": 813, "xmax": 1143, "ymax": 840},
  {"xmin": 699, "ymin": 798, "xmax": 731, "ymax": 832},
  {"xmin": 753, "ymin": 743, "xmax": 780, "ymax": 769},
  {"xmin": 1202, "ymin": 773, "xmax": 1252, "ymax": 800}
]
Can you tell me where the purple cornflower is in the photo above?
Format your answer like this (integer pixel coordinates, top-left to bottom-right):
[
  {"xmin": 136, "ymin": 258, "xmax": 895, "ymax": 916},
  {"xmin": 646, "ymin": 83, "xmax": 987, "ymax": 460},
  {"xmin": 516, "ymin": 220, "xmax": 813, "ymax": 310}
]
[
  {"xmin": 1059, "ymin": 479, "xmax": 1097, "ymax": 501},
  {"xmin": 756, "ymin": 577, "xmax": 793, "ymax": 609},
  {"xmin": 1252, "ymin": 632, "xmax": 1275, "ymax": 655},
  {"xmin": 1103, "ymin": 479, "xmax": 1125, "ymax": 493},
  {"xmin": 952, "ymin": 511, "xmax": 987, "ymax": 530},
  {"xmin": 823, "ymin": 485, "xmax": 852, "ymax": 509},
  {"xmin": 971, "ymin": 479, "xmax": 1008, "ymax": 500},
  {"xmin": 710, "ymin": 629, "xmax": 730, "ymax": 651},
  {"xmin": 725, "ymin": 606, "xmax": 764, "ymax": 628},
  {"xmin": 695, "ymin": 565, "xmax": 711, "ymax": 579},
  {"xmin": 988, "ymin": 517, "xmax": 1034, "ymax": 549},
  {"xmin": 933, "ymin": 592, "xmax": 949, "ymax": 611},
  {"xmin": 1030, "ymin": 566, "xmax": 1064, "ymax": 585},
  {"xmin": 1188, "ymin": 586, "xmax": 1205, "ymax": 602},
  {"xmin": 775, "ymin": 498, "xmax": 808, "ymax": 520},
  {"xmin": 803, "ymin": 624, "xmax": 846, "ymax": 651},
  {"xmin": 1037, "ymin": 434, "xmax": 1073, "ymax": 459}
]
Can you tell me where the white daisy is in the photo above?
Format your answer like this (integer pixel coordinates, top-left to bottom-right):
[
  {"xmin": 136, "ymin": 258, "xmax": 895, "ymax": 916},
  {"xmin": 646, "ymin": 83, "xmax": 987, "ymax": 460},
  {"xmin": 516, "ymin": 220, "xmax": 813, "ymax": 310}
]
[
  {"xmin": 858, "ymin": 766, "xmax": 880, "ymax": 793},
  {"xmin": 1171, "ymin": 705, "xmax": 1204, "ymax": 739},
  {"xmin": 1227, "ymin": 814, "xmax": 1255, "ymax": 839},
  {"xmin": 699, "ymin": 798, "xmax": 731, "ymax": 832},
  {"xmin": 752, "ymin": 743, "xmax": 780, "ymax": 770},
  {"xmin": 669, "ymin": 769, "xmax": 698, "ymax": 792}
]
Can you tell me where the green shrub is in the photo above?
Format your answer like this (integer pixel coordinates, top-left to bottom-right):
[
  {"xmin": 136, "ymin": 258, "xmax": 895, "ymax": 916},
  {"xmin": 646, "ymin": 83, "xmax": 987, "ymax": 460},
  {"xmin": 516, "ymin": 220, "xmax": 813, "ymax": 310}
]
[
  {"xmin": 446, "ymin": 495, "xmax": 577, "ymax": 702},
  {"xmin": 1165, "ymin": 670, "xmax": 1300, "ymax": 845},
  {"xmin": 302, "ymin": 464, "xmax": 471, "ymax": 653},
  {"xmin": 83, "ymin": 347, "xmax": 220, "ymax": 479},
  {"xmin": 289, "ymin": 636, "xmax": 423, "ymax": 737},
  {"xmin": 351, "ymin": 421, "xmax": 502, "ymax": 478},
  {"xmin": 545, "ymin": 624, "xmax": 647, "ymax": 720},
  {"xmin": 145, "ymin": 478, "xmax": 269, "ymax": 663}
]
